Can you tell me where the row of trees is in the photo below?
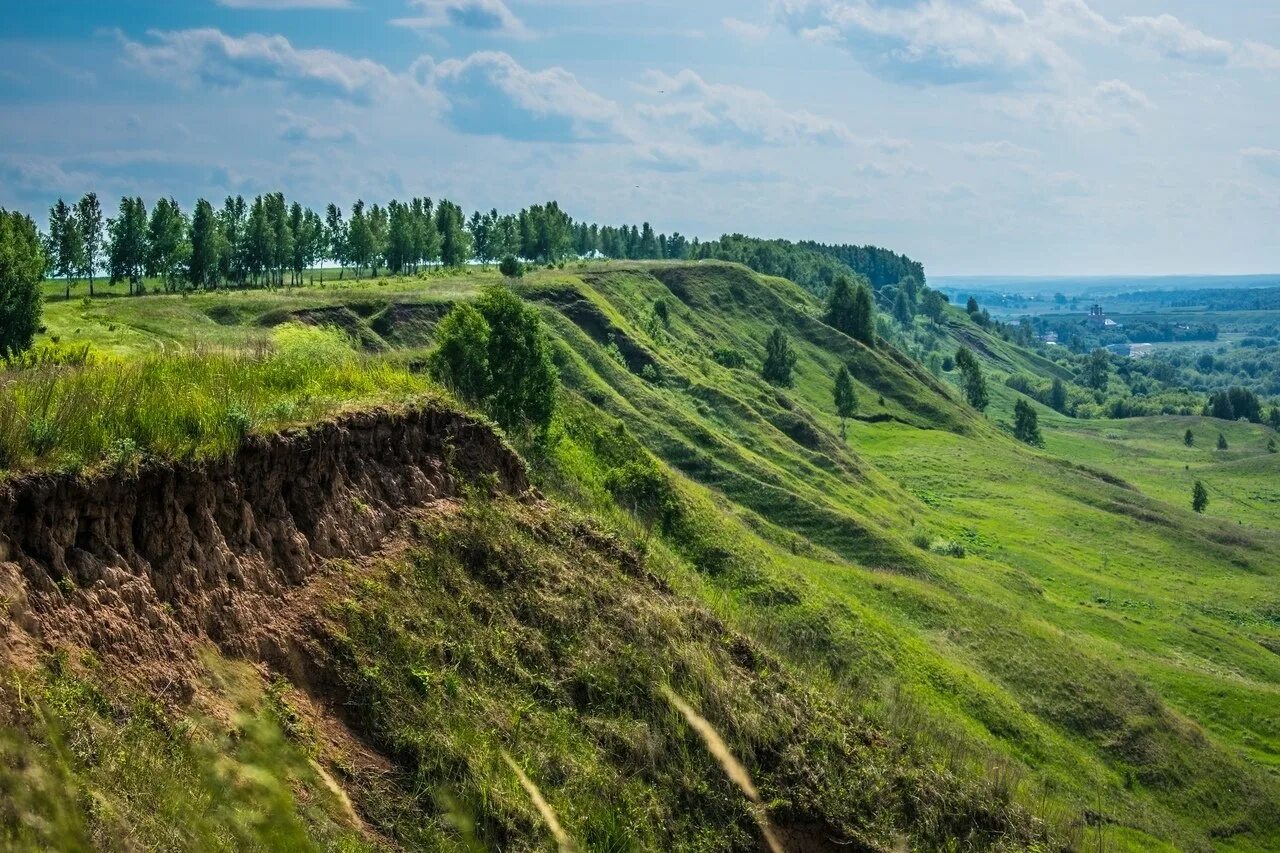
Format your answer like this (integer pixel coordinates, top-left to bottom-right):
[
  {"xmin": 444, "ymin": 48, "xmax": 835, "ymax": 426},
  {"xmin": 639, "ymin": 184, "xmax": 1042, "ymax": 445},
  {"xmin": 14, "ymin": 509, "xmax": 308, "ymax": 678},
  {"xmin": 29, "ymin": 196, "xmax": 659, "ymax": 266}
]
[{"xmin": 35, "ymin": 189, "xmax": 929, "ymax": 301}]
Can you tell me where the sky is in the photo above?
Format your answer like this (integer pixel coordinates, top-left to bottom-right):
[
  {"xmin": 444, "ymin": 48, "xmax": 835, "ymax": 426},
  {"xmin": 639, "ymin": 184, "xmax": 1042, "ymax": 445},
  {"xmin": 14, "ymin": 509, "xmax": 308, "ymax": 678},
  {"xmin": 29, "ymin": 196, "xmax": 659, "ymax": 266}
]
[{"xmin": 1, "ymin": 0, "xmax": 1278, "ymax": 276}]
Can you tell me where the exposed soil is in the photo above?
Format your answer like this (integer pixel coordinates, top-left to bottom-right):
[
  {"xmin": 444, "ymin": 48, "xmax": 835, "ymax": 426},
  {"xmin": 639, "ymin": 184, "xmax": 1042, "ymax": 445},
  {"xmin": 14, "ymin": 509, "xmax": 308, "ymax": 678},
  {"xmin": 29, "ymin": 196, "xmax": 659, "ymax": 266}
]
[{"xmin": 0, "ymin": 406, "xmax": 529, "ymax": 690}]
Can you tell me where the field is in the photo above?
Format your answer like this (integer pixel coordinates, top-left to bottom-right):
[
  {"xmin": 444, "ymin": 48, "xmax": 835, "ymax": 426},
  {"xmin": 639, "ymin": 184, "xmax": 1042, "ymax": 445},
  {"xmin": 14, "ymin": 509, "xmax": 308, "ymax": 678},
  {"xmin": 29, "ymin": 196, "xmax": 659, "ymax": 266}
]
[{"xmin": 4, "ymin": 261, "xmax": 1280, "ymax": 850}]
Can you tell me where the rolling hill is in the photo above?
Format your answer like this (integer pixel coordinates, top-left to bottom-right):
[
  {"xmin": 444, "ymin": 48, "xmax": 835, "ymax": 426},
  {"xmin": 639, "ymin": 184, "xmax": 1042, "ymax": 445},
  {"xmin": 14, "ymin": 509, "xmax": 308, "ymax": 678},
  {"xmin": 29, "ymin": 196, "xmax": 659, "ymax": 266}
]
[{"xmin": 3, "ymin": 260, "xmax": 1279, "ymax": 851}]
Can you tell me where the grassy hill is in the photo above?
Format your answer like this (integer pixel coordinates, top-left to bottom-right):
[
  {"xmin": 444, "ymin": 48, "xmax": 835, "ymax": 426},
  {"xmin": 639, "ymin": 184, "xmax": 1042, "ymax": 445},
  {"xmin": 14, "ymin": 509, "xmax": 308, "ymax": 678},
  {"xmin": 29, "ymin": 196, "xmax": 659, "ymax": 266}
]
[{"xmin": 5, "ymin": 261, "xmax": 1280, "ymax": 850}]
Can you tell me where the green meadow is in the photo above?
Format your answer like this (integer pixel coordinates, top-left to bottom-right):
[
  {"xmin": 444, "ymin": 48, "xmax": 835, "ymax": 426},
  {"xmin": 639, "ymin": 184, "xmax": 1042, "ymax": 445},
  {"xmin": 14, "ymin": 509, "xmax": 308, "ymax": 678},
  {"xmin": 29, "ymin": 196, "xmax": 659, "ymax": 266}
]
[{"xmin": 5, "ymin": 261, "xmax": 1280, "ymax": 850}]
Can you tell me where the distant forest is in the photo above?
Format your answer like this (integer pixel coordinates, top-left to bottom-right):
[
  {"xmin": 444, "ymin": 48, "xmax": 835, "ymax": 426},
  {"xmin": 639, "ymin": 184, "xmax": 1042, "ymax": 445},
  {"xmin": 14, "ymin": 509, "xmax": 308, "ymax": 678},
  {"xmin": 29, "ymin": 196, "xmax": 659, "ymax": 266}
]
[
  {"xmin": 31, "ymin": 191, "xmax": 924, "ymax": 301},
  {"xmin": 1112, "ymin": 286, "xmax": 1280, "ymax": 312}
]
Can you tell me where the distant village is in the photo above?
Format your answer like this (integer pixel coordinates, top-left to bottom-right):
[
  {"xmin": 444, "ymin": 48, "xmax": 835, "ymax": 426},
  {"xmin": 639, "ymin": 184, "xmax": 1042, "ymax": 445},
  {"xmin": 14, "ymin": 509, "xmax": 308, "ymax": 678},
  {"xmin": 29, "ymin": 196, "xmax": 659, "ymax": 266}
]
[{"xmin": 1039, "ymin": 303, "xmax": 1156, "ymax": 358}]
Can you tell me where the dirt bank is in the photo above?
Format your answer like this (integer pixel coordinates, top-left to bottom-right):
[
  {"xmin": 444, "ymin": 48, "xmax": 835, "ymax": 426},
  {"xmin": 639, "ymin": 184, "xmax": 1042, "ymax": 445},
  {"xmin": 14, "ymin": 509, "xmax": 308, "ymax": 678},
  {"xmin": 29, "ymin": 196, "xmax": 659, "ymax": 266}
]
[{"xmin": 0, "ymin": 406, "xmax": 528, "ymax": 678}]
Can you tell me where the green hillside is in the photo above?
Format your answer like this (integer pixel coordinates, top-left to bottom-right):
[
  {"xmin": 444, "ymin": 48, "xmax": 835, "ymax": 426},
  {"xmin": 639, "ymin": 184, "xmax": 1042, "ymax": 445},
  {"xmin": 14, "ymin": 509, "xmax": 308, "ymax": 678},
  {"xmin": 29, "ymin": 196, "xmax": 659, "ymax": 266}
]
[{"xmin": 5, "ymin": 261, "xmax": 1280, "ymax": 851}]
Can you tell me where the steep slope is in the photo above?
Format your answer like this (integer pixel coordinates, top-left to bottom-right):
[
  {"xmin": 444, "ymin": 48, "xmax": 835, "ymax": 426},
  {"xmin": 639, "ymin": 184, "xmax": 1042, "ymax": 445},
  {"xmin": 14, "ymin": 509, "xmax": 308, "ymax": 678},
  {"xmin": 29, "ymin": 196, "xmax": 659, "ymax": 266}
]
[
  {"xmin": 511, "ymin": 262, "xmax": 1280, "ymax": 851},
  {"xmin": 0, "ymin": 408, "xmax": 1050, "ymax": 851},
  {"xmin": 13, "ymin": 260, "xmax": 1280, "ymax": 851}
]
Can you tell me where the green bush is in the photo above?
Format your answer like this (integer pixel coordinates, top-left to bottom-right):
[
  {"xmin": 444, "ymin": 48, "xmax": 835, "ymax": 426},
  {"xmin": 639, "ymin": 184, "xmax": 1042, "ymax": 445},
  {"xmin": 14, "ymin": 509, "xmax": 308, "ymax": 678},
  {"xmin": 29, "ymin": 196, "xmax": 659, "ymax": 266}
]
[{"xmin": 498, "ymin": 255, "xmax": 523, "ymax": 278}]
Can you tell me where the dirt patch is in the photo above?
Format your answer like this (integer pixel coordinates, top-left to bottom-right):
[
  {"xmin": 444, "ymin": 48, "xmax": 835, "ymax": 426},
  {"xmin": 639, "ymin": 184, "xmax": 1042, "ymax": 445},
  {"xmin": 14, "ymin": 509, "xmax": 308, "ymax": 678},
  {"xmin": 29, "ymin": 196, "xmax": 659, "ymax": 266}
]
[{"xmin": 0, "ymin": 406, "xmax": 529, "ymax": 686}]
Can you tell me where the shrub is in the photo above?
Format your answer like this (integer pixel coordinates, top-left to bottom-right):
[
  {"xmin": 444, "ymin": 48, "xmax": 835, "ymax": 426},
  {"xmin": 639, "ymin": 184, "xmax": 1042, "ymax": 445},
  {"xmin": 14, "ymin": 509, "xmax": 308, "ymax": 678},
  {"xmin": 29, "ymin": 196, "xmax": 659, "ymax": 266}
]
[
  {"xmin": 426, "ymin": 287, "xmax": 557, "ymax": 433},
  {"xmin": 605, "ymin": 459, "xmax": 680, "ymax": 534},
  {"xmin": 929, "ymin": 539, "xmax": 967, "ymax": 558},
  {"xmin": 498, "ymin": 255, "xmax": 523, "ymax": 278},
  {"xmin": 712, "ymin": 347, "xmax": 746, "ymax": 369}
]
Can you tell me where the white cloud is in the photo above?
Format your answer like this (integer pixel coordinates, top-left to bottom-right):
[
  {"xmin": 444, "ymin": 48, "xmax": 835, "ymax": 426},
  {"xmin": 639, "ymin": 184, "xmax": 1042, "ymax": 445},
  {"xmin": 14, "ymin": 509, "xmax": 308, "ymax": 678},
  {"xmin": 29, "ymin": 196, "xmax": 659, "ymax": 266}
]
[
  {"xmin": 995, "ymin": 79, "xmax": 1151, "ymax": 133},
  {"xmin": 773, "ymin": 0, "xmax": 1074, "ymax": 88},
  {"xmin": 120, "ymin": 28, "xmax": 407, "ymax": 104},
  {"xmin": 393, "ymin": 0, "xmax": 529, "ymax": 37},
  {"xmin": 277, "ymin": 109, "xmax": 360, "ymax": 145},
  {"xmin": 1093, "ymin": 79, "xmax": 1152, "ymax": 111},
  {"xmin": 722, "ymin": 17, "xmax": 769, "ymax": 42},
  {"xmin": 775, "ymin": 0, "xmax": 1280, "ymax": 87},
  {"xmin": 1118, "ymin": 14, "xmax": 1232, "ymax": 65},
  {"xmin": 428, "ymin": 51, "xmax": 619, "ymax": 141},
  {"xmin": 1242, "ymin": 147, "xmax": 1280, "ymax": 178},
  {"xmin": 1237, "ymin": 41, "xmax": 1280, "ymax": 71},
  {"xmin": 951, "ymin": 139, "xmax": 1037, "ymax": 160},
  {"xmin": 634, "ymin": 69, "xmax": 854, "ymax": 146}
]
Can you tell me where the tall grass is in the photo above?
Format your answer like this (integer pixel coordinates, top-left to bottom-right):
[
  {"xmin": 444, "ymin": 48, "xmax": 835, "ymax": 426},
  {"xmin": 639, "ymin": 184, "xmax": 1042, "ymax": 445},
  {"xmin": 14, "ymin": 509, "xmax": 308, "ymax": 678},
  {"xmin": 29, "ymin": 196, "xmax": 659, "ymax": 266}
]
[
  {"xmin": 0, "ymin": 324, "xmax": 427, "ymax": 473},
  {"xmin": 662, "ymin": 686, "xmax": 784, "ymax": 853},
  {"xmin": 500, "ymin": 751, "xmax": 577, "ymax": 853}
]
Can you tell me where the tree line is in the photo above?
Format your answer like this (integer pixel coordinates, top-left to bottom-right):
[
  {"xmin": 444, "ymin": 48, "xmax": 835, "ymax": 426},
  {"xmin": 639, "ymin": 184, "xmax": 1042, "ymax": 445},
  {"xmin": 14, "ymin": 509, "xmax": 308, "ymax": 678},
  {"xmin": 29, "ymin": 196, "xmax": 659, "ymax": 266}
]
[{"xmin": 34, "ymin": 190, "xmax": 927, "ymax": 300}]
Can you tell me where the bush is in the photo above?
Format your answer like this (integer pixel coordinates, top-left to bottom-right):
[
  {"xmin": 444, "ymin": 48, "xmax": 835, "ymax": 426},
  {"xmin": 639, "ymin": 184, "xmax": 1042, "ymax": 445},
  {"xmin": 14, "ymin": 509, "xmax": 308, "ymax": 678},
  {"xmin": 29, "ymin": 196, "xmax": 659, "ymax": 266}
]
[
  {"xmin": 498, "ymin": 255, "xmax": 523, "ymax": 278},
  {"xmin": 605, "ymin": 459, "xmax": 680, "ymax": 534},
  {"xmin": 712, "ymin": 347, "xmax": 747, "ymax": 369},
  {"xmin": 426, "ymin": 287, "xmax": 557, "ymax": 433},
  {"xmin": 929, "ymin": 539, "xmax": 967, "ymax": 558}
]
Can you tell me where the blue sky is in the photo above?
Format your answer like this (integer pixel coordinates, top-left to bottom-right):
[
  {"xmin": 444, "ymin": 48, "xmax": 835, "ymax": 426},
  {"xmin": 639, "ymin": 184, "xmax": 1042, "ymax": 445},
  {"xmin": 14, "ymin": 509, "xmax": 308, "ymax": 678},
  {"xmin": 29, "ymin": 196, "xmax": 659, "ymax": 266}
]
[{"xmin": 1, "ymin": 0, "xmax": 1278, "ymax": 275}]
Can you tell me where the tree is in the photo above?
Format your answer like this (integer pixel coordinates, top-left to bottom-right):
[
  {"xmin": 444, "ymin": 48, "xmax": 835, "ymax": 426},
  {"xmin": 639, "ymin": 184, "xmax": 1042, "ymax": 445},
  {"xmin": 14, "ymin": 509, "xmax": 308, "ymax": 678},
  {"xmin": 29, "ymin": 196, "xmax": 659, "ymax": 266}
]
[
  {"xmin": 1048, "ymin": 377, "xmax": 1067, "ymax": 413},
  {"xmin": 892, "ymin": 287, "xmax": 914, "ymax": 326},
  {"xmin": 849, "ymin": 281, "xmax": 876, "ymax": 345},
  {"xmin": 436, "ymin": 200, "xmax": 471, "ymax": 267},
  {"xmin": 1270, "ymin": 406, "xmax": 1280, "ymax": 431},
  {"xmin": 1216, "ymin": 432, "xmax": 1228, "ymax": 451},
  {"xmin": 287, "ymin": 202, "xmax": 306, "ymax": 285},
  {"xmin": 823, "ymin": 275, "xmax": 857, "ymax": 334},
  {"xmin": 965, "ymin": 296, "xmax": 980, "ymax": 316},
  {"xmin": 246, "ymin": 195, "xmax": 272, "ymax": 285},
  {"xmin": 920, "ymin": 288, "xmax": 948, "ymax": 323},
  {"xmin": 220, "ymin": 196, "xmax": 248, "ymax": 286},
  {"xmin": 1184, "ymin": 428, "xmax": 1194, "ymax": 447},
  {"xmin": 955, "ymin": 346, "xmax": 989, "ymax": 412},
  {"xmin": 653, "ymin": 298, "xmax": 670, "ymax": 328},
  {"xmin": 1191, "ymin": 480, "xmax": 1208, "ymax": 514},
  {"xmin": 427, "ymin": 303, "xmax": 491, "ymax": 404},
  {"xmin": 413, "ymin": 198, "xmax": 441, "ymax": 269},
  {"xmin": 188, "ymin": 199, "xmax": 222, "ymax": 289},
  {"xmin": 480, "ymin": 286, "xmax": 557, "ymax": 432},
  {"xmin": 75, "ymin": 192, "xmax": 104, "ymax": 296},
  {"xmin": 1268, "ymin": 437, "xmax": 1277, "ymax": 454},
  {"xmin": 367, "ymin": 203, "xmax": 388, "ymax": 276},
  {"xmin": 347, "ymin": 200, "xmax": 372, "ymax": 277},
  {"xmin": 1083, "ymin": 349, "xmax": 1110, "ymax": 391},
  {"xmin": 1013, "ymin": 399, "xmax": 1044, "ymax": 446},
  {"xmin": 47, "ymin": 198, "xmax": 84, "ymax": 299},
  {"xmin": 1206, "ymin": 387, "xmax": 1262, "ymax": 423},
  {"xmin": 146, "ymin": 198, "xmax": 190, "ymax": 291},
  {"xmin": 107, "ymin": 197, "xmax": 148, "ymax": 294},
  {"xmin": 833, "ymin": 365, "xmax": 857, "ymax": 437},
  {"xmin": 761, "ymin": 326, "xmax": 796, "ymax": 386},
  {"xmin": 325, "ymin": 204, "xmax": 347, "ymax": 278},
  {"xmin": 469, "ymin": 210, "xmax": 493, "ymax": 267},
  {"xmin": 0, "ymin": 208, "xmax": 45, "ymax": 356}
]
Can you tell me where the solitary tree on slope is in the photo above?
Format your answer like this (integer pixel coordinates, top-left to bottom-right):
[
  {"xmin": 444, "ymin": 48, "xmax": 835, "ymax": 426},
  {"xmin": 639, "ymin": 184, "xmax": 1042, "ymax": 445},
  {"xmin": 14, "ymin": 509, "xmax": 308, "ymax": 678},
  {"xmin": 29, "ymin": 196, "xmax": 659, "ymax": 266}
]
[
  {"xmin": 833, "ymin": 365, "xmax": 858, "ymax": 438},
  {"xmin": 761, "ymin": 326, "xmax": 797, "ymax": 387},
  {"xmin": 1192, "ymin": 480, "xmax": 1209, "ymax": 514}
]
